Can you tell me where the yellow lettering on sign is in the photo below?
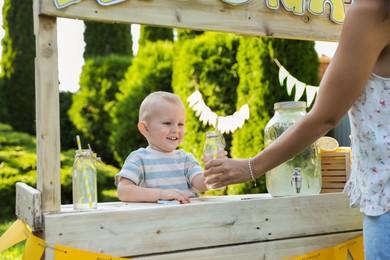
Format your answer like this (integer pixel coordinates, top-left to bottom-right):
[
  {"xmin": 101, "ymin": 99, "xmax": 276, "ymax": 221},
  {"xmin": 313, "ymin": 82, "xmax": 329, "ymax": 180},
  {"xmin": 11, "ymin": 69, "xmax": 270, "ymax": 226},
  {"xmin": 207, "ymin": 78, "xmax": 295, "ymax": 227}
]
[
  {"xmin": 97, "ymin": 0, "xmax": 126, "ymax": 6},
  {"xmin": 266, "ymin": 0, "xmax": 305, "ymax": 15},
  {"xmin": 266, "ymin": 0, "xmax": 279, "ymax": 9},
  {"xmin": 266, "ymin": 0, "xmax": 345, "ymax": 23},
  {"xmin": 53, "ymin": 0, "xmax": 81, "ymax": 9},
  {"xmin": 308, "ymin": 0, "xmax": 346, "ymax": 24},
  {"xmin": 54, "ymin": 0, "xmax": 126, "ymax": 9},
  {"xmin": 52, "ymin": 0, "xmax": 346, "ymax": 24}
]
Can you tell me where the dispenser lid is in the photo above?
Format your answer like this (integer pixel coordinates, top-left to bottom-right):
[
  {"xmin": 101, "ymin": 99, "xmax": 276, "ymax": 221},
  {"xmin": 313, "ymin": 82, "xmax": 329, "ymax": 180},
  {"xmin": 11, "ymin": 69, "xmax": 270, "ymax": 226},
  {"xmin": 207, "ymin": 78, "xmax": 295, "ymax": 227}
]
[{"xmin": 274, "ymin": 101, "xmax": 307, "ymax": 109}]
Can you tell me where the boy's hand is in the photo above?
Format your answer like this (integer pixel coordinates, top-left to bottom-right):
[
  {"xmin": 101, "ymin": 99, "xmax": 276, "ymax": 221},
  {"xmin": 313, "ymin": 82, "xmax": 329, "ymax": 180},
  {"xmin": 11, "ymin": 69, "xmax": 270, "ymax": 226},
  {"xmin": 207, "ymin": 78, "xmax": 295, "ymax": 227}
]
[{"xmin": 159, "ymin": 189, "xmax": 191, "ymax": 204}]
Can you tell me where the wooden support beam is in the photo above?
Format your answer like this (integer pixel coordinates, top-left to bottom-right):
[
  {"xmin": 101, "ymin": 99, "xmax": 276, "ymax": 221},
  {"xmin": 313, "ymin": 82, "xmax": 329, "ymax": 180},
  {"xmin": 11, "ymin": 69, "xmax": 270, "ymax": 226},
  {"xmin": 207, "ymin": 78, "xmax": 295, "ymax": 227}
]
[
  {"xmin": 33, "ymin": 0, "xmax": 61, "ymax": 212},
  {"xmin": 38, "ymin": 0, "xmax": 350, "ymax": 42},
  {"xmin": 130, "ymin": 231, "xmax": 362, "ymax": 259},
  {"xmin": 15, "ymin": 182, "xmax": 42, "ymax": 231}
]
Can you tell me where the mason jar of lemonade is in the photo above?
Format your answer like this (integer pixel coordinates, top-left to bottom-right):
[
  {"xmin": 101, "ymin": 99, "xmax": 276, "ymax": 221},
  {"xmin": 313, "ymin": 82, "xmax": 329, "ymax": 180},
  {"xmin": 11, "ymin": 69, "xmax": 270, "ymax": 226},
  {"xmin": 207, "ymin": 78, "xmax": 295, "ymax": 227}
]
[{"xmin": 264, "ymin": 101, "xmax": 321, "ymax": 197}]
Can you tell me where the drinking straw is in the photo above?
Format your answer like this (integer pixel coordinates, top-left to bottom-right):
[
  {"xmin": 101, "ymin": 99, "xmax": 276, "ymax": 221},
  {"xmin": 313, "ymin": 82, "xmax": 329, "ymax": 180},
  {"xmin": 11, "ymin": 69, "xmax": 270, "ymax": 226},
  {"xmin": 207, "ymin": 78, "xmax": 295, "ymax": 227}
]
[{"xmin": 76, "ymin": 135, "xmax": 93, "ymax": 208}]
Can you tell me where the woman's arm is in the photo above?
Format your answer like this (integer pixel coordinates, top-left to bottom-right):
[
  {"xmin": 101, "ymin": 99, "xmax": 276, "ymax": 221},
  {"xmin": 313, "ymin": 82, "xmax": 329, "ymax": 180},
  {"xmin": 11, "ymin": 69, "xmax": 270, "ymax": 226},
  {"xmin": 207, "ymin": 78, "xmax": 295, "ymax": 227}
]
[{"xmin": 205, "ymin": 0, "xmax": 390, "ymax": 188}]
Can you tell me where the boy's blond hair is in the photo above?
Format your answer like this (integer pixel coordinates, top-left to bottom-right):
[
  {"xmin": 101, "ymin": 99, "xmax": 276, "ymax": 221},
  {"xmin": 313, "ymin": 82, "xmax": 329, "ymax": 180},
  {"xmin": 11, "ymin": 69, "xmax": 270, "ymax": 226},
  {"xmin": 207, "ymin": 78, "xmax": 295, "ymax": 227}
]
[{"xmin": 139, "ymin": 91, "xmax": 184, "ymax": 122}]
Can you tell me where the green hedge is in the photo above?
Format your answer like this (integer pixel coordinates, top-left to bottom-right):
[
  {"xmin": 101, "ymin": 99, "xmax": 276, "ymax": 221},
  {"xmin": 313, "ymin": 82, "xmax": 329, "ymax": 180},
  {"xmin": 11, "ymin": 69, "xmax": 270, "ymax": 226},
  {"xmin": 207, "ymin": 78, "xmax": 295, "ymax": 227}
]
[
  {"xmin": 0, "ymin": 123, "xmax": 119, "ymax": 220},
  {"xmin": 229, "ymin": 37, "xmax": 319, "ymax": 194},
  {"xmin": 69, "ymin": 55, "xmax": 132, "ymax": 166},
  {"xmin": 172, "ymin": 32, "xmax": 240, "ymax": 161},
  {"xmin": 109, "ymin": 41, "xmax": 174, "ymax": 165}
]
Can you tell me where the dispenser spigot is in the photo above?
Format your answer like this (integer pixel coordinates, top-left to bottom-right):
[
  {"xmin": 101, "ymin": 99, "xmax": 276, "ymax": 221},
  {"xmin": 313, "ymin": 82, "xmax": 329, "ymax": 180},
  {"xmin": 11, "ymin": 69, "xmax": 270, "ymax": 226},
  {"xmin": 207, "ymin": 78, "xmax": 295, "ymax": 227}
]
[{"xmin": 291, "ymin": 167, "xmax": 302, "ymax": 194}]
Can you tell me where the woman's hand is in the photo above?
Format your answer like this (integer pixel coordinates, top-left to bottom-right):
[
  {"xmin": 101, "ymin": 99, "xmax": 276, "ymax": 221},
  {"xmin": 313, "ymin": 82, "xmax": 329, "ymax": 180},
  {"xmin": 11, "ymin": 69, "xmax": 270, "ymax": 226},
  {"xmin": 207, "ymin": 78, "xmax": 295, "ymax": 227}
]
[{"xmin": 204, "ymin": 158, "xmax": 252, "ymax": 189}]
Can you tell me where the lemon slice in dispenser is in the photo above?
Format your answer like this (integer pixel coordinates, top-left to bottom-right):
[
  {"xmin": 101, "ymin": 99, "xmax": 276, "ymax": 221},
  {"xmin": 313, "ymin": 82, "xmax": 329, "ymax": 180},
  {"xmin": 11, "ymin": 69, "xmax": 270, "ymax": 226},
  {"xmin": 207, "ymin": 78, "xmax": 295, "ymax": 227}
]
[{"xmin": 317, "ymin": 136, "xmax": 339, "ymax": 153}]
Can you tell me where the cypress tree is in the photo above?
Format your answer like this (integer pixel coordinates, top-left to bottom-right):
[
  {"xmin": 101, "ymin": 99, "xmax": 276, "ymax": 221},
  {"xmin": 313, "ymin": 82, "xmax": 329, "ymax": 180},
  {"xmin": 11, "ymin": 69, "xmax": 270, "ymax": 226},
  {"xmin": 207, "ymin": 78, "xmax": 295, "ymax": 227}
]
[
  {"xmin": 59, "ymin": 91, "xmax": 79, "ymax": 151},
  {"xmin": 229, "ymin": 37, "xmax": 319, "ymax": 194},
  {"xmin": 176, "ymin": 29, "xmax": 204, "ymax": 41},
  {"xmin": 69, "ymin": 55, "xmax": 131, "ymax": 165},
  {"xmin": 83, "ymin": 21, "xmax": 133, "ymax": 59},
  {"xmin": 0, "ymin": 78, "xmax": 6, "ymax": 121},
  {"xmin": 172, "ymin": 32, "xmax": 240, "ymax": 174},
  {"xmin": 110, "ymin": 41, "xmax": 174, "ymax": 164},
  {"xmin": 138, "ymin": 25, "xmax": 174, "ymax": 46},
  {"xmin": 0, "ymin": 0, "xmax": 35, "ymax": 134}
]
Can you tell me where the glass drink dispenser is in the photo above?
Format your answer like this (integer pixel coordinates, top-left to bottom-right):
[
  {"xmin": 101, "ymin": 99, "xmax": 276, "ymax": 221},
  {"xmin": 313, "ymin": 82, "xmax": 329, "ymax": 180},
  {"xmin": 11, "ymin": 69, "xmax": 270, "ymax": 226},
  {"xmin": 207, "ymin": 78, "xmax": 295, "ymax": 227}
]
[{"xmin": 264, "ymin": 101, "xmax": 321, "ymax": 197}]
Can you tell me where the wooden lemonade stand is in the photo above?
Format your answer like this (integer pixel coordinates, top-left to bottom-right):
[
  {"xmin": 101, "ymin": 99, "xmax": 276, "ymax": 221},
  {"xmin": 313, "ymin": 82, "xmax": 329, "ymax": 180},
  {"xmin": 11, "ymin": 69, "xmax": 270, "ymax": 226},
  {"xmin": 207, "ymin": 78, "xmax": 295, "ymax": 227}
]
[{"xmin": 15, "ymin": 0, "xmax": 362, "ymax": 259}]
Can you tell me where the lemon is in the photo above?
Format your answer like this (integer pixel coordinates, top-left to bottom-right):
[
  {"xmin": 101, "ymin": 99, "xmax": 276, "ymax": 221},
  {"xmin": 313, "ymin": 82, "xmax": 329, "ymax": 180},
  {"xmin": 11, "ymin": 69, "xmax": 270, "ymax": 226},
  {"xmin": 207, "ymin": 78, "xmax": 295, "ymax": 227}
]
[
  {"xmin": 317, "ymin": 136, "xmax": 339, "ymax": 153},
  {"xmin": 336, "ymin": 146, "xmax": 351, "ymax": 153}
]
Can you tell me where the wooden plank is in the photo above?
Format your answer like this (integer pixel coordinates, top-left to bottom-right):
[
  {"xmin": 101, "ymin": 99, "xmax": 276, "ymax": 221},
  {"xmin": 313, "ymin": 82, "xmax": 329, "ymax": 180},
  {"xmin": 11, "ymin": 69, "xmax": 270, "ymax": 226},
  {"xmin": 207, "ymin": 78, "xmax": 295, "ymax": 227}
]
[
  {"xmin": 33, "ymin": 0, "xmax": 61, "ymax": 212},
  {"xmin": 321, "ymin": 152, "xmax": 350, "ymax": 157},
  {"xmin": 322, "ymin": 159, "xmax": 347, "ymax": 164},
  {"xmin": 322, "ymin": 167, "xmax": 347, "ymax": 171},
  {"xmin": 322, "ymin": 183, "xmax": 346, "ymax": 189},
  {"xmin": 322, "ymin": 171, "xmax": 348, "ymax": 176},
  {"xmin": 322, "ymin": 176, "xmax": 347, "ymax": 182},
  {"xmin": 37, "ymin": 0, "xmax": 349, "ymax": 42},
  {"xmin": 321, "ymin": 189, "xmax": 343, "ymax": 193},
  {"xmin": 43, "ymin": 193, "xmax": 362, "ymax": 258},
  {"xmin": 131, "ymin": 231, "xmax": 362, "ymax": 259},
  {"xmin": 15, "ymin": 183, "xmax": 42, "ymax": 231}
]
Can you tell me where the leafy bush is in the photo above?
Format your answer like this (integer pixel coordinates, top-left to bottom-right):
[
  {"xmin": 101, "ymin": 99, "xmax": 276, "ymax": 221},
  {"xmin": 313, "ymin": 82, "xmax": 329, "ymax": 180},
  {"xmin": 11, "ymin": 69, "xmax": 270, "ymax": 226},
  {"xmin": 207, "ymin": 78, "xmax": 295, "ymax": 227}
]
[
  {"xmin": 229, "ymin": 38, "xmax": 319, "ymax": 194},
  {"xmin": 0, "ymin": 0, "xmax": 36, "ymax": 135},
  {"xmin": 83, "ymin": 21, "xmax": 132, "ymax": 59},
  {"xmin": 60, "ymin": 91, "xmax": 80, "ymax": 151},
  {"xmin": 172, "ymin": 32, "xmax": 240, "ymax": 162},
  {"xmin": 0, "ymin": 123, "xmax": 119, "ymax": 220},
  {"xmin": 109, "ymin": 41, "xmax": 174, "ymax": 165},
  {"xmin": 69, "ymin": 55, "xmax": 132, "ymax": 166},
  {"xmin": 138, "ymin": 25, "xmax": 173, "ymax": 46}
]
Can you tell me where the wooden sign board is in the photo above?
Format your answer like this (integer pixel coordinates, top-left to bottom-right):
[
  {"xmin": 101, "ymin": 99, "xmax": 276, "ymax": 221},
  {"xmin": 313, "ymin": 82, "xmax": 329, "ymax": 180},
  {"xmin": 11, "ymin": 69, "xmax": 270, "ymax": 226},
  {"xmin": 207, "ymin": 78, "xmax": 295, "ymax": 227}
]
[{"xmin": 39, "ymin": 0, "xmax": 351, "ymax": 41}]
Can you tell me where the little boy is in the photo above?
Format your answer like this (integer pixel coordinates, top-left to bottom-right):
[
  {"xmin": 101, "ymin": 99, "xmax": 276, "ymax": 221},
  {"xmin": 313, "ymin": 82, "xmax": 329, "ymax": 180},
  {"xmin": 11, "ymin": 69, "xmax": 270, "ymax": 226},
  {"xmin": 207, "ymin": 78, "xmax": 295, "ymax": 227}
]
[{"xmin": 115, "ymin": 91, "xmax": 208, "ymax": 203}]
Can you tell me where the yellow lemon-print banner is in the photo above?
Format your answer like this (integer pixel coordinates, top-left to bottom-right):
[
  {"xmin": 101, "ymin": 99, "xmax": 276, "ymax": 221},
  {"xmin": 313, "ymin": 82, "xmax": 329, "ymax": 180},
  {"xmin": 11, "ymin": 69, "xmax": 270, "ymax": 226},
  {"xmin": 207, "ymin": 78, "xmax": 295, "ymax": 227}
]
[
  {"xmin": 286, "ymin": 236, "xmax": 363, "ymax": 260},
  {"xmin": 0, "ymin": 219, "xmax": 128, "ymax": 260}
]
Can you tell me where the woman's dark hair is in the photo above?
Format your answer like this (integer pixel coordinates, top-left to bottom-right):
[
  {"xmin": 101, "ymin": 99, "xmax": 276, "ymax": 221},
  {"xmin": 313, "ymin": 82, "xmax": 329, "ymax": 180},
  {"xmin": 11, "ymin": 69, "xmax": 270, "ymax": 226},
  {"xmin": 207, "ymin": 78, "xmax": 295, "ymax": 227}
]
[{"xmin": 386, "ymin": 0, "xmax": 390, "ymax": 18}]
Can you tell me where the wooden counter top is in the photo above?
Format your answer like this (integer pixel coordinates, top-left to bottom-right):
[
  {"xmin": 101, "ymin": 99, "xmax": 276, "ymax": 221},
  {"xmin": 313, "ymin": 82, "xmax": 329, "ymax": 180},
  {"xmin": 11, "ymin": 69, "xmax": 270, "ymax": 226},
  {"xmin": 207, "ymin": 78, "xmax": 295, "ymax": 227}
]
[{"xmin": 43, "ymin": 193, "xmax": 362, "ymax": 259}]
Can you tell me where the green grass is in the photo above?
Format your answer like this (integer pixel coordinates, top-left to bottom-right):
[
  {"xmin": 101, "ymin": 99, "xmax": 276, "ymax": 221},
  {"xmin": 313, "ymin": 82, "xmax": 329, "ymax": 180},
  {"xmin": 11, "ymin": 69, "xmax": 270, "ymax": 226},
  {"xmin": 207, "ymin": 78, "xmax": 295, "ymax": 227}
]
[{"xmin": 0, "ymin": 219, "xmax": 24, "ymax": 260}]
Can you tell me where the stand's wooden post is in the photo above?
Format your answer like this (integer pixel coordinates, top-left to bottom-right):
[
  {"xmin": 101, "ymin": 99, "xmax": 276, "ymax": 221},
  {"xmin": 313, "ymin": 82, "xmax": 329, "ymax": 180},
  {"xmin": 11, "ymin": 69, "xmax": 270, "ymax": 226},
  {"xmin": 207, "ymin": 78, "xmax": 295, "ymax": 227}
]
[{"xmin": 33, "ymin": 0, "xmax": 61, "ymax": 213}]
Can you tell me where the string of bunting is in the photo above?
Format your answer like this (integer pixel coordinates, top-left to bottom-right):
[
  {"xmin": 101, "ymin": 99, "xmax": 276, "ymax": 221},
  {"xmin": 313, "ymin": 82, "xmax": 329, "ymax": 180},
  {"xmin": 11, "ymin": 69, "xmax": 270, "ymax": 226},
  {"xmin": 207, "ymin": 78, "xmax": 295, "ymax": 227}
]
[
  {"xmin": 0, "ymin": 219, "xmax": 363, "ymax": 259},
  {"xmin": 187, "ymin": 90, "xmax": 250, "ymax": 134},
  {"xmin": 275, "ymin": 58, "xmax": 320, "ymax": 107}
]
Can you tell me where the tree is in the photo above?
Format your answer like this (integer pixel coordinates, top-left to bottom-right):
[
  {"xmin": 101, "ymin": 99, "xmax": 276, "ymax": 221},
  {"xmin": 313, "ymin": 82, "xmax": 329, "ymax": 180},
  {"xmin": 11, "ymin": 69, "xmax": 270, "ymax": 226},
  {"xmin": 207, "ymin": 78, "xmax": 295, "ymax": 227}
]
[
  {"xmin": 229, "ymin": 37, "xmax": 319, "ymax": 194},
  {"xmin": 172, "ymin": 32, "xmax": 240, "ymax": 174},
  {"xmin": 59, "ymin": 91, "xmax": 79, "ymax": 151},
  {"xmin": 176, "ymin": 29, "xmax": 204, "ymax": 42},
  {"xmin": 69, "ymin": 55, "xmax": 132, "ymax": 165},
  {"xmin": 138, "ymin": 26, "xmax": 174, "ymax": 46},
  {"xmin": 0, "ymin": 0, "xmax": 35, "ymax": 134},
  {"xmin": 110, "ymin": 41, "xmax": 174, "ymax": 164},
  {"xmin": 83, "ymin": 21, "xmax": 133, "ymax": 59}
]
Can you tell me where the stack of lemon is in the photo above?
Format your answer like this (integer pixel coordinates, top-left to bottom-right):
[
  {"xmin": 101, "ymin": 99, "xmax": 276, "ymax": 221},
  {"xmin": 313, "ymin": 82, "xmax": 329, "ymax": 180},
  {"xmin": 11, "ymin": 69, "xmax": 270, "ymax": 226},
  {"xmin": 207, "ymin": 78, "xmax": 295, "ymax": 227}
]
[{"xmin": 317, "ymin": 136, "xmax": 351, "ymax": 153}]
